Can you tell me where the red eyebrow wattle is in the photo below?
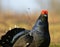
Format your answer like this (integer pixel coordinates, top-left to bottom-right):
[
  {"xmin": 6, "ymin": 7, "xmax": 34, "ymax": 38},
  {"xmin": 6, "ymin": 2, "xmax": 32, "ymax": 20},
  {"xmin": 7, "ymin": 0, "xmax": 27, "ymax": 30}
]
[{"xmin": 41, "ymin": 10, "xmax": 48, "ymax": 15}]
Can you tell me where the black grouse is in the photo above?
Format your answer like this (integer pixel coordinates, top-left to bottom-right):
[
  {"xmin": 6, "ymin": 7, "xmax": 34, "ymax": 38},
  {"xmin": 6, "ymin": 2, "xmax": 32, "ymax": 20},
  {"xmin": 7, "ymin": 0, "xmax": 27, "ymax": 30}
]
[{"xmin": 0, "ymin": 10, "xmax": 50, "ymax": 47}]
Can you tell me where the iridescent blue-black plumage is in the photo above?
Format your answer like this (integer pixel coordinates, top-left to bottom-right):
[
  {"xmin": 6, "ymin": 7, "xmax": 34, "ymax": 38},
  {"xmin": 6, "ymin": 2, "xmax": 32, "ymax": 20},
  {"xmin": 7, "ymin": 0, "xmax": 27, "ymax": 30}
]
[
  {"xmin": 30, "ymin": 10, "xmax": 50, "ymax": 47},
  {"xmin": 0, "ymin": 28, "xmax": 33, "ymax": 47},
  {"xmin": 0, "ymin": 10, "xmax": 50, "ymax": 47}
]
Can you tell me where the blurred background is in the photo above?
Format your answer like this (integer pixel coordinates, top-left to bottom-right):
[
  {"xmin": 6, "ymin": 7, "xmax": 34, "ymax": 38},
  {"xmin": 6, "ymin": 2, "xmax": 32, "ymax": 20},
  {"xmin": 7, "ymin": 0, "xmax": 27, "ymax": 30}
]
[{"xmin": 0, "ymin": 0, "xmax": 60, "ymax": 47}]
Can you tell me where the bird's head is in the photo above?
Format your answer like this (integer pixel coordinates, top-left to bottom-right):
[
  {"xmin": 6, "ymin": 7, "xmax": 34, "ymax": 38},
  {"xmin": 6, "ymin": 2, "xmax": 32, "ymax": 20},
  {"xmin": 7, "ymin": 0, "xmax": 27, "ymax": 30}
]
[{"xmin": 38, "ymin": 10, "xmax": 48, "ymax": 23}]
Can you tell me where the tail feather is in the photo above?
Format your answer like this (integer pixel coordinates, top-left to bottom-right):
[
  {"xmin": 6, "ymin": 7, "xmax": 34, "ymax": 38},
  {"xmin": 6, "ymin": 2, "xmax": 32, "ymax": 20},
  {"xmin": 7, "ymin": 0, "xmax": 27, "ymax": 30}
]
[{"xmin": 0, "ymin": 28, "xmax": 30, "ymax": 47}]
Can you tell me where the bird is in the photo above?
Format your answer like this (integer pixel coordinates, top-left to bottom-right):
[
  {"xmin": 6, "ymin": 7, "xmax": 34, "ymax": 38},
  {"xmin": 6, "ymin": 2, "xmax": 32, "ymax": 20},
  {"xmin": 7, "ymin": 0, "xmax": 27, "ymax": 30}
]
[{"xmin": 0, "ymin": 10, "xmax": 50, "ymax": 47}]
